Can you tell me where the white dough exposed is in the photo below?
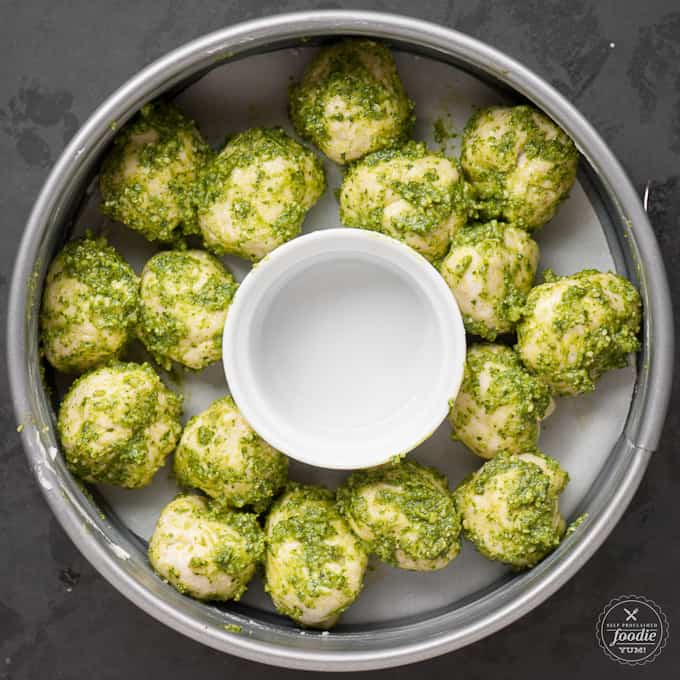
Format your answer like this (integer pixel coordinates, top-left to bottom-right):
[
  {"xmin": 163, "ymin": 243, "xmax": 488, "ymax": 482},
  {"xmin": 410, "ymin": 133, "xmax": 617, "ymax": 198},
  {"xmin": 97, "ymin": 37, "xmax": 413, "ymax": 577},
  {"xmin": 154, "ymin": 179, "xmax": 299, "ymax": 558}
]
[
  {"xmin": 336, "ymin": 460, "xmax": 461, "ymax": 571},
  {"xmin": 99, "ymin": 102, "xmax": 211, "ymax": 242},
  {"xmin": 57, "ymin": 362, "xmax": 183, "ymax": 488},
  {"xmin": 339, "ymin": 142, "xmax": 467, "ymax": 261},
  {"xmin": 264, "ymin": 485, "xmax": 367, "ymax": 628},
  {"xmin": 174, "ymin": 396, "xmax": 288, "ymax": 512},
  {"xmin": 198, "ymin": 127, "xmax": 324, "ymax": 261},
  {"xmin": 148, "ymin": 495, "xmax": 264, "ymax": 601},
  {"xmin": 454, "ymin": 451, "xmax": 568, "ymax": 568},
  {"xmin": 461, "ymin": 105, "xmax": 578, "ymax": 230},
  {"xmin": 449, "ymin": 343, "xmax": 554, "ymax": 459},
  {"xmin": 138, "ymin": 249, "xmax": 236, "ymax": 370},
  {"xmin": 440, "ymin": 222, "xmax": 539, "ymax": 339},
  {"xmin": 290, "ymin": 40, "xmax": 413, "ymax": 164},
  {"xmin": 40, "ymin": 235, "xmax": 139, "ymax": 374},
  {"xmin": 517, "ymin": 269, "xmax": 641, "ymax": 395}
]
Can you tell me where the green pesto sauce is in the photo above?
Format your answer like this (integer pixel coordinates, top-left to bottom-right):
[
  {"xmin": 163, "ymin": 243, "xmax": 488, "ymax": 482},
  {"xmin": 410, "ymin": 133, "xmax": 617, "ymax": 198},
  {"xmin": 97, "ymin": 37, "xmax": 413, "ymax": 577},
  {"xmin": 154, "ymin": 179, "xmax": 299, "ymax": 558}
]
[
  {"xmin": 565, "ymin": 513, "xmax": 588, "ymax": 538},
  {"xmin": 137, "ymin": 250, "xmax": 237, "ymax": 370},
  {"xmin": 208, "ymin": 504, "xmax": 266, "ymax": 577},
  {"xmin": 450, "ymin": 343, "xmax": 553, "ymax": 449},
  {"xmin": 461, "ymin": 105, "xmax": 578, "ymax": 230},
  {"xmin": 517, "ymin": 269, "xmax": 641, "ymax": 394},
  {"xmin": 174, "ymin": 396, "xmax": 288, "ymax": 513},
  {"xmin": 100, "ymin": 102, "xmax": 212, "ymax": 242},
  {"xmin": 265, "ymin": 483, "xmax": 365, "ymax": 620},
  {"xmin": 40, "ymin": 234, "xmax": 140, "ymax": 373},
  {"xmin": 289, "ymin": 40, "xmax": 414, "ymax": 162},
  {"xmin": 433, "ymin": 114, "xmax": 458, "ymax": 150},
  {"xmin": 74, "ymin": 478, "xmax": 107, "ymax": 521},
  {"xmin": 59, "ymin": 361, "xmax": 183, "ymax": 488},
  {"xmin": 454, "ymin": 451, "xmax": 567, "ymax": 569},
  {"xmin": 336, "ymin": 460, "xmax": 461, "ymax": 568}
]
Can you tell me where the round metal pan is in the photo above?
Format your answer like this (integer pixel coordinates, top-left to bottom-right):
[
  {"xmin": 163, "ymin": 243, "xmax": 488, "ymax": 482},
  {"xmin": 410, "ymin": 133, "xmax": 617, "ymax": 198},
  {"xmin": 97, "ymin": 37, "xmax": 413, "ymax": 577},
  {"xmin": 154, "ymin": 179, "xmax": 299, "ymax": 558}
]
[{"xmin": 7, "ymin": 10, "xmax": 673, "ymax": 671}]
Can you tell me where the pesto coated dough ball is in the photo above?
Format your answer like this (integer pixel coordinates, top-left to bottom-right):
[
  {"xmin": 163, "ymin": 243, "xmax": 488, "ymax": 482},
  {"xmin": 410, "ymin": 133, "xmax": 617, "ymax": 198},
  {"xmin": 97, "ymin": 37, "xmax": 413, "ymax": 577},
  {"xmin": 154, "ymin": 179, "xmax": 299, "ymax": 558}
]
[
  {"xmin": 58, "ymin": 362, "xmax": 182, "ymax": 488},
  {"xmin": 290, "ymin": 40, "xmax": 414, "ymax": 164},
  {"xmin": 148, "ymin": 495, "xmax": 264, "ymax": 602},
  {"xmin": 440, "ymin": 221, "xmax": 539, "ymax": 339},
  {"xmin": 339, "ymin": 142, "xmax": 468, "ymax": 261},
  {"xmin": 454, "ymin": 450, "xmax": 568, "ymax": 568},
  {"xmin": 461, "ymin": 105, "xmax": 578, "ymax": 230},
  {"xmin": 516, "ymin": 269, "xmax": 642, "ymax": 395},
  {"xmin": 174, "ymin": 396, "xmax": 288, "ymax": 513},
  {"xmin": 264, "ymin": 484, "xmax": 367, "ymax": 629},
  {"xmin": 100, "ymin": 102, "xmax": 211, "ymax": 242},
  {"xmin": 197, "ymin": 127, "xmax": 325, "ymax": 261},
  {"xmin": 138, "ymin": 249, "xmax": 237, "ymax": 370},
  {"xmin": 40, "ymin": 235, "xmax": 139, "ymax": 374},
  {"xmin": 336, "ymin": 459, "xmax": 461, "ymax": 571},
  {"xmin": 449, "ymin": 343, "xmax": 554, "ymax": 459}
]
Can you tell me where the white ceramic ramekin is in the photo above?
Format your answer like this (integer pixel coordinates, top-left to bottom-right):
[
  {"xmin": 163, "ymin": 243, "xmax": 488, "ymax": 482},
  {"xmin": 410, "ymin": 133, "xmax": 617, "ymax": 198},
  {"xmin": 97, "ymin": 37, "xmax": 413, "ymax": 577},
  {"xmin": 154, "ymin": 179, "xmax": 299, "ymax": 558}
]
[{"xmin": 223, "ymin": 228, "xmax": 466, "ymax": 469}]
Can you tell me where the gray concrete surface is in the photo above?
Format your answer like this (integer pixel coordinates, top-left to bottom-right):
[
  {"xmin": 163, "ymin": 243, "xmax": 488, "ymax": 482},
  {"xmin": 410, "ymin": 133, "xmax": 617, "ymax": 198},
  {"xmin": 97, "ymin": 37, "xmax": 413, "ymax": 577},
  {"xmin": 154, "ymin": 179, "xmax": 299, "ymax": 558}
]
[{"xmin": 1, "ymin": 1, "xmax": 677, "ymax": 678}]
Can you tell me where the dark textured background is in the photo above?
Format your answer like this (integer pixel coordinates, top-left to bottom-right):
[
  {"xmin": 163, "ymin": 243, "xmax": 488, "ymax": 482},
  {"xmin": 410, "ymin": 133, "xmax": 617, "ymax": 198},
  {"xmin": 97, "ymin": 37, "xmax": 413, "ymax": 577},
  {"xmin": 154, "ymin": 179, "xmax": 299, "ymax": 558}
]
[{"xmin": 1, "ymin": 1, "xmax": 678, "ymax": 678}]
